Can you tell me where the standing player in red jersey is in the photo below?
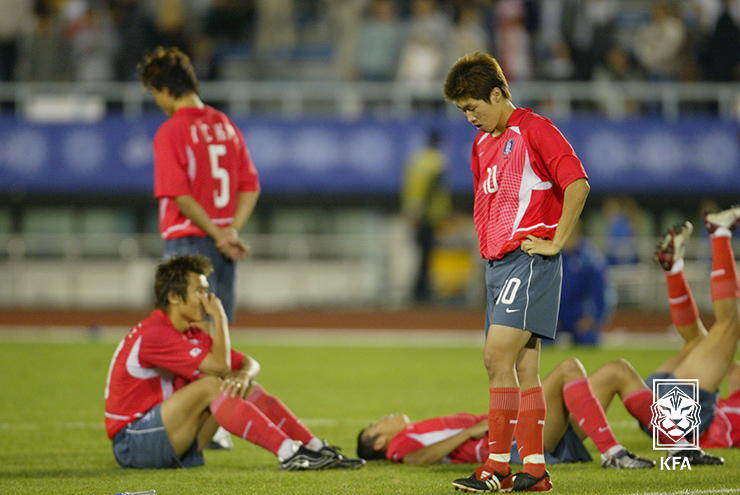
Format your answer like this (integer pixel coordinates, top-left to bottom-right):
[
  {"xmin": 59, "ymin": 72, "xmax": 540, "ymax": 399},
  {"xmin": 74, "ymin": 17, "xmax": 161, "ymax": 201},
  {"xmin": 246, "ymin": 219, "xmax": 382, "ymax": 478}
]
[
  {"xmin": 104, "ymin": 254, "xmax": 365, "ymax": 470},
  {"xmin": 141, "ymin": 46, "xmax": 260, "ymax": 324},
  {"xmin": 443, "ymin": 52, "xmax": 590, "ymax": 493}
]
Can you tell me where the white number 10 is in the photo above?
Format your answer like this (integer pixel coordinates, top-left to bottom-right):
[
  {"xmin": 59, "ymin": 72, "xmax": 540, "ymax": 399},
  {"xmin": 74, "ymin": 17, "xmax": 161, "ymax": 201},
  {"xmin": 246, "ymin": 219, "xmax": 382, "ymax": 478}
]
[{"xmin": 208, "ymin": 144, "xmax": 230, "ymax": 208}]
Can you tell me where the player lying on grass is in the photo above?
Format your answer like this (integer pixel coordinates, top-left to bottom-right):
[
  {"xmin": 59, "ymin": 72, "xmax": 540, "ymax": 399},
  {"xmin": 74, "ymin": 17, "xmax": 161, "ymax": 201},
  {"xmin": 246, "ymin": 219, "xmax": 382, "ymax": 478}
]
[
  {"xmin": 633, "ymin": 205, "xmax": 740, "ymax": 455},
  {"xmin": 556, "ymin": 206, "xmax": 740, "ymax": 467},
  {"xmin": 104, "ymin": 254, "xmax": 364, "ymax": 470},
  {"xmin": 357, "ymin": 356, "xmax": 655, "ymax": 469}
]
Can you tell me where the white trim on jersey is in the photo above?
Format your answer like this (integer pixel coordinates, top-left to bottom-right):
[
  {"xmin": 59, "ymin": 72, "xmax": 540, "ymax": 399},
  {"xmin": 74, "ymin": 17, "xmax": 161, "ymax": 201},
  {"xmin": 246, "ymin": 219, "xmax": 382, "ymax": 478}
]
[{"xmin": 407, "ymin": 428, "xmax": 465, "ymax": 448}]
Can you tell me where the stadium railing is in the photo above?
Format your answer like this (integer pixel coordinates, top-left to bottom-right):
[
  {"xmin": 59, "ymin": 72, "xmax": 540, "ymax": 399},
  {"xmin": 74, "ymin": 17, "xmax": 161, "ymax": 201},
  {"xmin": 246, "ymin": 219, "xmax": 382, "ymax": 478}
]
[{"xmin": 0, "ymin": 80, "xmax": 738, "ymax": 119}]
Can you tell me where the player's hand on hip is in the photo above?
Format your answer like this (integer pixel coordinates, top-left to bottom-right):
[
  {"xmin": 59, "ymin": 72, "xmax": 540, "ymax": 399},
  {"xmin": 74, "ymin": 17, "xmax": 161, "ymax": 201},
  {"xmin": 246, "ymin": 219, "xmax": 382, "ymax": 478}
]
[{"xmin": 520, "ymin": 235, "xmax": 561, "ymax": 257}]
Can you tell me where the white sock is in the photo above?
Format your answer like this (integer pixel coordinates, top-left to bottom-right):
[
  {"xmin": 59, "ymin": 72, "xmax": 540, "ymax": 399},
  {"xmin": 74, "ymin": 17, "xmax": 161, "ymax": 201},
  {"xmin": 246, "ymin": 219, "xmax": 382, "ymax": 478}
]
[
  {"xmin": 306, "ymin": 437, "xmax": 324, "ymax": 452},
  {"xmin": 604, "ymin": 444, "xmax": 624, "ymax": 457},
  {"xmin": 277, "ymin": 439, "xmax": 298, "ymax": 460}
]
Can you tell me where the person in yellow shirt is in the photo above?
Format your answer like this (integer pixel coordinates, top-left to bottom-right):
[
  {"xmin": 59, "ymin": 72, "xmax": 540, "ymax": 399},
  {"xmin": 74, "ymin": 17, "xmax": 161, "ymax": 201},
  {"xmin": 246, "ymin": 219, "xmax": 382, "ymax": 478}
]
[{"xmin": 401, "ymin": 129, "xmax": 452, "ymax": 303}]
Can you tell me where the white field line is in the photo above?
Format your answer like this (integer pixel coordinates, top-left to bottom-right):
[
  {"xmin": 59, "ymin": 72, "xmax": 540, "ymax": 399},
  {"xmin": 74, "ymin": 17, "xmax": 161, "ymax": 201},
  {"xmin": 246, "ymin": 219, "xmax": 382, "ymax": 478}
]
[{"xmin": 632, "ymin": 489, "xmax": 740, "ymax": 495}]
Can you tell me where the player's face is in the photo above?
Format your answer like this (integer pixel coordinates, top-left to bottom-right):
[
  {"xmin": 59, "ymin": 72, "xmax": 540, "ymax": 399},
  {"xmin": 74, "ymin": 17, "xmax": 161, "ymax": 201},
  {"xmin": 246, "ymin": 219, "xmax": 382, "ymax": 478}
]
[
  {"xmin": 364, "ymin": 413, "xmax": 410, "ymax": 449},
  {"xmin": 181, "ymin": 272, "xmax": 210, "ymax": 322},
  {"xmin": 456, "ymin": 89, "xmax": 506, "ymax": 134}
]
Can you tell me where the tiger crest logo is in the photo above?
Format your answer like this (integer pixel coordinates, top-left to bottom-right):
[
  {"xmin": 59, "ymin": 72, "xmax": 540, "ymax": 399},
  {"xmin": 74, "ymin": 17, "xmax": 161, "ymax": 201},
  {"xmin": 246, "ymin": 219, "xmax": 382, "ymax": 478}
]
[{"xmin": 651, "ymin": 380, "xmax": 701, "ymax": 450}]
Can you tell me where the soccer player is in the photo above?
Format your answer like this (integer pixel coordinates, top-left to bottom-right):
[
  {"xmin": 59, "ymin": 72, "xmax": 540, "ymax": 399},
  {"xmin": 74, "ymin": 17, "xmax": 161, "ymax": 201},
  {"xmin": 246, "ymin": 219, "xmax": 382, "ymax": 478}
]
[
  {"xmin": 141, "ymin": 46, "xmax": 260, "ymax": 324},
  {"xmin": 443, "ymin": 52, "xmax": 590, "ymax": 492},
  {"xmin": 104, "ymin": 254, "xmax": 365, "ymax": 470},
  {"xmin": 357, "ymin": 357, "xmax": 655, "ymax": 469},
  {"xmin": 620, "ymin": 205, "xmax": 740, "ymax": 458}
]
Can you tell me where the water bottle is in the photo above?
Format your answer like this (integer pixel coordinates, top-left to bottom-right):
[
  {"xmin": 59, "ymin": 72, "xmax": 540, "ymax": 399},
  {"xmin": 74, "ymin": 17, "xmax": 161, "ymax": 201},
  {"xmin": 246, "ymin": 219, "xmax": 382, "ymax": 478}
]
[{"xmin": 114, "ymin": 491, "xmax": 156, "ymax": 495}]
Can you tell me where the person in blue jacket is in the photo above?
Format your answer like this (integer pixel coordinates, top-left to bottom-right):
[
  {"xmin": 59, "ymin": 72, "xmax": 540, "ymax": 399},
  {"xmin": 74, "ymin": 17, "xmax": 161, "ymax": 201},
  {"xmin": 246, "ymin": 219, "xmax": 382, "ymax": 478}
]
[{"xmin": 557, "ymin": 221, "xmax": 615, "ymax": 346}]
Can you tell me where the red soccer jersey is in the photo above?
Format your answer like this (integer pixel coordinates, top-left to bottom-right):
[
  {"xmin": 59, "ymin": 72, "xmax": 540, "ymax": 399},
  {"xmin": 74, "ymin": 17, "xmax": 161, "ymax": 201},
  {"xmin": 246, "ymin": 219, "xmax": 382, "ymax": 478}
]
[
  {"xmin": 153, "ymin": 105, "xmax": 260, "ymax": 240},
  {"xmin": 471, "ymin": 108, "xmax": 587, "ymax": 260},
  {"xmin": 386, "ymin": 413, "xmax": 488, "ymax": 463},
  {"xmin": 699, "ymin": 389, "xmax": 740, "ymax": 449},
  {"xmin": 104, "ymin": 309, "xmax": 245, "ymax": 439}
]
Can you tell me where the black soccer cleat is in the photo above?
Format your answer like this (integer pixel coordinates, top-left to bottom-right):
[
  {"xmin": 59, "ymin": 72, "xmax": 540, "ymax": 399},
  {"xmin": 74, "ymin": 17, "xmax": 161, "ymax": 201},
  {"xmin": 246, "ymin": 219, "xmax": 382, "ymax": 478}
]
[
  {"xmin": 319, "ymin": 442, "xmax": 366, "ymax": 469},
  {"xmin": 600, "ymin": 448, "xmax": 655, "ymax": 469},
  {"xmin": 511, "ymin": 470, "xmax": 552, "ymax": 492},
  {"xmin": 452, "ymin": 470, "xmax": 512, "ymax": 493},
  {"xmin": 279, "ymin": 442, "xmax": 339, "ymax": 471},
  {"xmin": 667, "ymin": 448, "xmax": 724, "ymax": 466}
]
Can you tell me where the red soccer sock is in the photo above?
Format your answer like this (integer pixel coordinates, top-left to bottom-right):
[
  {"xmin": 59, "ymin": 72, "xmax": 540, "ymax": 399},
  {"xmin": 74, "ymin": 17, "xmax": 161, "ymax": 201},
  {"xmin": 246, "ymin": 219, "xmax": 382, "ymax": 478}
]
[
  {"xmin": 480, "ymin": 387, "xmax": 520, "ymax": 478},
  {"xmin": 247, "ymin": 385, "xmax": 315, "ymax": 446},
  {"xmin": 710, "ymin": 235, "xmax": 740, "ymax": 301},
  {"xmin": 563, "ymin": 377, "xmax": 618, "ymax": 454},
  {"xmin": 515, "ymin": 386, "xmax": 547, "ymax": 478},
  {"xmin": 211, "ymin": 393, "xmax": 289, "ymax": 456},
  {"xmin": 665, "ymin": 268, "xmax": 699, "ymax": 327},
  {"xmin": 622, "ymin": 388, "xmax": 674, "ymax": 445}
]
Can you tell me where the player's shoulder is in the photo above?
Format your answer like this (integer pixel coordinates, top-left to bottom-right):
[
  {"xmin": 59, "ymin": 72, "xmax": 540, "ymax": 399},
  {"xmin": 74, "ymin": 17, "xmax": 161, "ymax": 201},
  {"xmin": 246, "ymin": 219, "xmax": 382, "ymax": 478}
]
[{"xmin": 516, "ymin": 108, "xmax": 556, "ymax": 130}]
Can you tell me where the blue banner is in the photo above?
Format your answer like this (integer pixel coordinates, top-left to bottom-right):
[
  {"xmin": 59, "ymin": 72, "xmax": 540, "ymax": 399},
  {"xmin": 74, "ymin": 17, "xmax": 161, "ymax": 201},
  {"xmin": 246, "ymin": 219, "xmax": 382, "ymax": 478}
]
[{"xmin": 0, "ymin": 115, "xmax": 738, "ymax": 195}]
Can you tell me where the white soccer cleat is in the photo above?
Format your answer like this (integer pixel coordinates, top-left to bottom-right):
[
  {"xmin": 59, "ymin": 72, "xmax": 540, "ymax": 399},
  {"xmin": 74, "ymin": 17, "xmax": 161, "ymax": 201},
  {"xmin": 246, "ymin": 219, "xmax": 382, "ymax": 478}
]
[
  {"xmin": 704, "ymin": 205, "xmax": 740, "ymax": 235},
  {"xmin": 654, "ymin": 221, "xmax": 693, "ymax": 271},
  {"xmin": 206, "ymin": 426, "xmax": 234, "ymax": 450}
]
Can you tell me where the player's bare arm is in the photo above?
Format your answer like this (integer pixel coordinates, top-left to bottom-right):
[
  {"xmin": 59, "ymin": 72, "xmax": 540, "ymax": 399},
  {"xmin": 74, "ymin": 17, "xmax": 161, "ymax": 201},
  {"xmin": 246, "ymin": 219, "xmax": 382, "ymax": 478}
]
[
  {"xmin": 197, "ymin": 292, "xmax": 231, "ymax": 376},
  {"xmin": 521, "ymin": 178, "xmax": 590, "ymax": 257},
  {"xmin": 174, "ymin": 194, "xmax": 248, "ymax": 260},
  {"xmin": 221, "ymin": 355, "xmax": 261, "ymax": 400},
  {"xmin": 402, "ymin": 419, "xmax": 488, "ymax": 465}
]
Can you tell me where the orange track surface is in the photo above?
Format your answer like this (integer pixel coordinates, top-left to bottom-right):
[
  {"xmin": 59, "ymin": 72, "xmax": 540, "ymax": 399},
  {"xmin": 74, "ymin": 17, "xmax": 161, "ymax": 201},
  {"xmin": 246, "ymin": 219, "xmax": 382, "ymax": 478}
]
[{"xmin": 0, "ymin": 307, "xmax": 676, "ymax": 333}]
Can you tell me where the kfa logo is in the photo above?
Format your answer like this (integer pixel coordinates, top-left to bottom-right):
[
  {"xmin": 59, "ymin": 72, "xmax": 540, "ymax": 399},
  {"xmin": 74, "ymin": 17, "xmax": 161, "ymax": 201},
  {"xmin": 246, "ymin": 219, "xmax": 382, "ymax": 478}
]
[{"xmin": 651, "ymin": 379, "xmax": 701, "ymax": 470}]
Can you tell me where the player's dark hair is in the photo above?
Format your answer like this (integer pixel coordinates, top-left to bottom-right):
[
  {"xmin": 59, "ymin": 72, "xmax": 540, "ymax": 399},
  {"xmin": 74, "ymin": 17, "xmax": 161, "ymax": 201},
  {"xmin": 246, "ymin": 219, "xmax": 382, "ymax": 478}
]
[
  {"xmin": 356, "ymin": 428, "xmax": 387, "ymax": 461},
  {"xmin": 154, "ymin": 255, "xmax": 213, "ymax": 310},
  {"xmin": 444, "ymin": 52, "xmax": 511, "ymax": 102},
  {"xmin": 139, "ymin": 46, "xmax": 199, "ymax": 98}
]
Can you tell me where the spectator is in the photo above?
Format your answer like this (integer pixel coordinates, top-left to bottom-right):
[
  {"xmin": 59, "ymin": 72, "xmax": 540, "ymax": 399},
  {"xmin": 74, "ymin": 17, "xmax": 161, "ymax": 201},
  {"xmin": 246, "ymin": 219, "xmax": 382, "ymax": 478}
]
[
  {"xmin": 494, "ymin": 0, "xmax": 534, "ymax": 81},
  {"xmin": 632, "ymin": 1, "xmax": 689, "ymax": 80},
  {"xmin": 602, "ymin": 196, "xmax": 643, "ymax": 266},
  {"xmin": 446, "ymin": 2, "xmax": 489, "ymax": 71},
  {"xmin": 0, "ymin": 0, "xmax": 33, "ymax": 81},
  {"xmin": 400, "ymin": 130, "xmax": 452, "ymax": 303},
  {"xmin": 64, "ymin": 1, "xmax": 119, "ymax": 82},
  {"xmin": 560, "ymin": 0, "xmax": 618, "ymax": 81},
  {"xmin": 17, "ymin": 1, "xmax": 73, "ymax": 82},
  {"xmin": 557, "ymin": 221, "xmax": 615, "ymax": 346},
  {"xmin": 356, "ymin": 0, "xmax": 403, "ymax": 81},
  {"xmin": 396, "ymin": 0, "xmax": 450, "ymax": 88},
  {"xmin": 700, "ymin": 0, "xmax": 740, "ymax": 81}
]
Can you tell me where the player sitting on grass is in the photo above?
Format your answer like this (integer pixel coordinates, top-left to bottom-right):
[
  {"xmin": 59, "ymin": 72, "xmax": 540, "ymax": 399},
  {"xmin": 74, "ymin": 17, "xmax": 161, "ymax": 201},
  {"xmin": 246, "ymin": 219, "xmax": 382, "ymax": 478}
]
[
  {"xmin": 104, "ymin": 254, "xmax": 364, "ymax": 470},
  {"xmin": 357, "ymin": 356, "xmax": 655, "ymax": 470}
]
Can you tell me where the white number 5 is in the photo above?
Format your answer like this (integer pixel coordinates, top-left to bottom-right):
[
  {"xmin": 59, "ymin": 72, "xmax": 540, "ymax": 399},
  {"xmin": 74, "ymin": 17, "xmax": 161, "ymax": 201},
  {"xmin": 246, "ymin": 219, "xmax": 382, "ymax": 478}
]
[{"xmin": 209, "ymin": 144, "xmax": 230, "ymax": 208}]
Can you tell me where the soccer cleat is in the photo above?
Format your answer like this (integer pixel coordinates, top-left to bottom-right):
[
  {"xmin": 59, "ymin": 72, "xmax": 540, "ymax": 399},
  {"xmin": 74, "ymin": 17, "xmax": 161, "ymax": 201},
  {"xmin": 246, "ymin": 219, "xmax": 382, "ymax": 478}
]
[
  {"xmin": 452, "ymin": 469, "xmax": 512, "ymax": 493},
  {"xmin": 600, "ymin": 448, "xmax": 655, "ymax": 469},
  {"xmin": 654, "ymin": 221, "xmax": 693, "ymax": 271},
  {"xmin": 205, "ymin": 426, "xmax": 233, "ymax": 450},
  {"xmin": 319, "ymin": 442, "xmax": 366, "ymax": 469},
  {"xmin": 666, "ymin": 448, "xmax": 724, "ymax": 466},
  {"xmin": 704, "ymin": 205, "xmax": 740, "ymax": 235},
  {"xmin": 511, "ymin": 470, "xmax": 552, "ymax": 492},
  {"xmin": 278, "ymin": 441, "xmax": 339, "ymax": 471}
]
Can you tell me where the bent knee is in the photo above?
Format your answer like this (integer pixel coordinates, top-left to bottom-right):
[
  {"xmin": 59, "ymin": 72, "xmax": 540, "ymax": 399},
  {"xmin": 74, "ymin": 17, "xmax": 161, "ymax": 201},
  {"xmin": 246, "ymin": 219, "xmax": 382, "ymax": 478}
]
[{"xmin": 556, "ymin": 357, "xmax": 587, "ymax": 382}]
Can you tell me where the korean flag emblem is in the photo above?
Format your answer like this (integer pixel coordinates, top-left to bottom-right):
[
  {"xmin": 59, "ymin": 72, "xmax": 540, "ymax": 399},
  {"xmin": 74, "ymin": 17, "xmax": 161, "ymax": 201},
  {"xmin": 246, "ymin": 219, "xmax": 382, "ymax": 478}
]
[{"xmin": 503, "ymin": 139, "xmax": 514, "ymax": 155}]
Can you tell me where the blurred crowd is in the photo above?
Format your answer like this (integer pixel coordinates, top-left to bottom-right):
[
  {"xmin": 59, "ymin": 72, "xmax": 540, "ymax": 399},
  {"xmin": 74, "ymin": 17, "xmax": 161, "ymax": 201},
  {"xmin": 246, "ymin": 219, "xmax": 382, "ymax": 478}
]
[{"xmin": 0, "ymin": 0, "xmax": 738, "ymax": 84}]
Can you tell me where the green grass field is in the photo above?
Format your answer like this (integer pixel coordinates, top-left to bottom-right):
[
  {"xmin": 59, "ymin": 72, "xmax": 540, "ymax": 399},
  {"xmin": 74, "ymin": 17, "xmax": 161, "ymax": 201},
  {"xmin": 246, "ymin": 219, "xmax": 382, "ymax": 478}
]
[{"xmin": 1, "ymin": 330, "xmax": 739, "ymax": 494}]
